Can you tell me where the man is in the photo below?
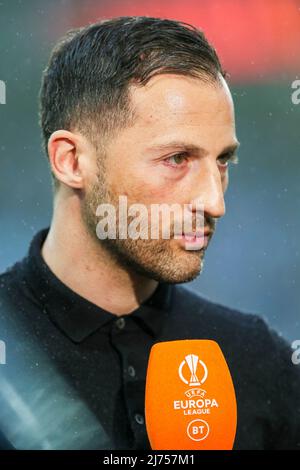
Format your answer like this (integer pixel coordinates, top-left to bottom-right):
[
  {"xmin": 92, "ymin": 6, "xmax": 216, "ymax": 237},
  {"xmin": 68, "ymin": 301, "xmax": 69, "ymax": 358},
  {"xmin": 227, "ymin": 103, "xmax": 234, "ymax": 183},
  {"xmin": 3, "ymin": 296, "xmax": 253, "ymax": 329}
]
[{"xmin": 0, "ymin": 16, "xmax": 299, "ymax": 450}]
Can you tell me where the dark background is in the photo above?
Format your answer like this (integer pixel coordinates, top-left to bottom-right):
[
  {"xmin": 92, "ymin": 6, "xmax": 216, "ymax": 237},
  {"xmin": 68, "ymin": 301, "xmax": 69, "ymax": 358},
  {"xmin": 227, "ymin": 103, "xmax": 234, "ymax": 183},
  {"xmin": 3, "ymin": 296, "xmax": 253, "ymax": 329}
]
[{"xmin": 1, "ymin": 0, "xmax": 299, "ymax": 341}]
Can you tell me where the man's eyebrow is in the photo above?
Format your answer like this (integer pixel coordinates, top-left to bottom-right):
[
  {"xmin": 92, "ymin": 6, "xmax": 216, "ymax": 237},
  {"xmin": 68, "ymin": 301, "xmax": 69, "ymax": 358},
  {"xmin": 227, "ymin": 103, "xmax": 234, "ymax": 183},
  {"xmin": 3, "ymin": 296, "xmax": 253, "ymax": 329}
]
[
  {"xmin": 147, "ymin": 141, "xmax": 203, "ymax": 154},
  {"xmin": 146, "ymin": 140, "xmax": 240, "ymax": 155},
  {"xmin": 220, "ymin": 141, "xmax": 240, "ymax": 155}
]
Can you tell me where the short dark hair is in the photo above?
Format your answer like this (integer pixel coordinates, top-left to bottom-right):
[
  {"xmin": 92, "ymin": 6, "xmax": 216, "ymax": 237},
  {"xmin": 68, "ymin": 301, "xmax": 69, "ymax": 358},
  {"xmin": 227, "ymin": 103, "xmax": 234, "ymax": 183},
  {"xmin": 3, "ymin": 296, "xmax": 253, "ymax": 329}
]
[{"xmin": 39, "ymin": 16, "xmax": 226, "ymax": 184}]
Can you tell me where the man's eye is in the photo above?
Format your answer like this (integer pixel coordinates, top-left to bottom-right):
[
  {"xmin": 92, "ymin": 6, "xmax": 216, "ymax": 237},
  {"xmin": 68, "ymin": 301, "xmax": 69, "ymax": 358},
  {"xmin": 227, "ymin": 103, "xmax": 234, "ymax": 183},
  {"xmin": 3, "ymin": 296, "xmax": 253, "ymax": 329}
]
[
  {"xmin": 165, "ymin": 152, "xmax": 189, "ymax": 167},
  {"xmin": 217, "ymin": 153, "xmax": 239, "ymax": 168}
]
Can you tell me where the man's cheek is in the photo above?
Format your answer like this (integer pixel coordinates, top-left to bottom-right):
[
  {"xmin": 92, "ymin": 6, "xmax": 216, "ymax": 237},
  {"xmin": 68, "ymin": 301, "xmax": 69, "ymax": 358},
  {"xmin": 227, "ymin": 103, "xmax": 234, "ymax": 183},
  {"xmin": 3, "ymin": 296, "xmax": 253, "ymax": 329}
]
[
  {"xmin": 109, "ymin": 162, "xmax": 185, "ymax": 205},
  {"xmin": 115, "ymin": 176, "xmax": 173, "ymax": 204}
]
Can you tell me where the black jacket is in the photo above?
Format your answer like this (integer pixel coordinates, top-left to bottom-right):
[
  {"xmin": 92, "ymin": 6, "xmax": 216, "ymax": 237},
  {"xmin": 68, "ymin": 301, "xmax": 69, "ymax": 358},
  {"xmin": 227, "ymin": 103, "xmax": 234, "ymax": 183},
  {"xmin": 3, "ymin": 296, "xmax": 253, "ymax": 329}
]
[{"xmin": 0, "ymin": 228, "xmax": 299, "ymax": 450}]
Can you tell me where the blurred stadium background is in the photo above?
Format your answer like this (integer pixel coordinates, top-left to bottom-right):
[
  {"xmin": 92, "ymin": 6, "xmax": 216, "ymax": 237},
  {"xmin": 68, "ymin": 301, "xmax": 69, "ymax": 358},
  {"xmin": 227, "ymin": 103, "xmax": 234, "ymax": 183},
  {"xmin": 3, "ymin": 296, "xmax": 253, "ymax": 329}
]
[{"xmin": 0, "ymin": 0, "xmax": 300, "ymax": 340}]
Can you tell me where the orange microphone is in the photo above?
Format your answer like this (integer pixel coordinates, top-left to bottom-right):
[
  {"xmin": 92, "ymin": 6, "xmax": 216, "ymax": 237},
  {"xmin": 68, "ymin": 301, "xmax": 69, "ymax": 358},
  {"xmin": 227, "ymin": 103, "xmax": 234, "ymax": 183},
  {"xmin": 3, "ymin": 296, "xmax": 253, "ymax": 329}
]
[{"xmin": 145, "ymin": 340, "xmax": 237, "ymax": 450}]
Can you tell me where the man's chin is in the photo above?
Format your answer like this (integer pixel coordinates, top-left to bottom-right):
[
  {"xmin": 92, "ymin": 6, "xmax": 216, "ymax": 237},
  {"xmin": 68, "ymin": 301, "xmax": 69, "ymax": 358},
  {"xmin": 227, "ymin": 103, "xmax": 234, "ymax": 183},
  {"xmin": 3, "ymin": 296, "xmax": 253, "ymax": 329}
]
[
  {"xmin": 165, "ymin": 260, "xmax": 204, "ymax": 284},
  {"xmin": 142, "ymin": 253, "xmax": 205, "ymax": 284},
  {"xmin": 94, "ymin": 235, "xmax": 205, "ymax": 284}
]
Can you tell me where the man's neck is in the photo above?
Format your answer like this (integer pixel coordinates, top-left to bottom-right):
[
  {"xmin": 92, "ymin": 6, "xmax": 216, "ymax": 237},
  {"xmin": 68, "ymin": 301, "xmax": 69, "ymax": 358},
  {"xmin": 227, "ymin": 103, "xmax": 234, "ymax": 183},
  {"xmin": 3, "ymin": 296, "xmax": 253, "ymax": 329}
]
[{"xmin": 41, "ymin": 194, "xmax": 158, "ymax": 316}]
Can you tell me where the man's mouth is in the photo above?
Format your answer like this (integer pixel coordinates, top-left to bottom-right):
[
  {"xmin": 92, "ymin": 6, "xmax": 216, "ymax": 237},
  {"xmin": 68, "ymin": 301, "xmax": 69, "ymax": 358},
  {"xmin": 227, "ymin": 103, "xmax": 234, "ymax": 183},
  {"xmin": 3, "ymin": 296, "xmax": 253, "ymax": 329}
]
[{"xmin": 177, "ymin": 230, "xmax": 212, "ymax": 250}]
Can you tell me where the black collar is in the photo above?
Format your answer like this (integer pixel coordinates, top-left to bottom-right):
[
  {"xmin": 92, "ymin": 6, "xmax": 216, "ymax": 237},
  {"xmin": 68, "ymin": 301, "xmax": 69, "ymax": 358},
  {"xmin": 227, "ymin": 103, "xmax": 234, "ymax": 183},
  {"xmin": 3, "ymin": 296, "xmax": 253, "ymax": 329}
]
[{"xmin": 21, "ymin": 228, "xmax": 173, "ymax": 343}]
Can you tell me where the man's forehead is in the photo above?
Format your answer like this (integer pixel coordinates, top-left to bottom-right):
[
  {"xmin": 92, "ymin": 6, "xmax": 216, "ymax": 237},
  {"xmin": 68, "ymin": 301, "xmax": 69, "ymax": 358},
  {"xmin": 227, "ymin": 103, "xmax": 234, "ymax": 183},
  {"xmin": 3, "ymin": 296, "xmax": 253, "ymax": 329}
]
[{"xmin": 130, "ymin": 73, "xmax": 234, "ymax": 125}]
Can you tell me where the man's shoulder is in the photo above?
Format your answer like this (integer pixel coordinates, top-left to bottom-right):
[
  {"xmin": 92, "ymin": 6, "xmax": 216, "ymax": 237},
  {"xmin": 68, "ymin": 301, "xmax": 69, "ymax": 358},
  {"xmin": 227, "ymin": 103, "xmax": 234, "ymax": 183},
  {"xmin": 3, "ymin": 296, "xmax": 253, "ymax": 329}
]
[
  {"xmin": 168, "ymin": 283, "xmax": 290, "ymax": 362},
  {"xmin": 171, "ymin": 283, "xmax": 267, "ymax": 334},
  {"xmin": 170, "ymin": 284, "xmax": 297, "ymax": 390},
  {"xmin": 0, "ymin": 259, "xmax": 26, "ymax": 295},
  {"xmin": 0, "ymin": 258, "xmax": 36, "ymax": 319}
]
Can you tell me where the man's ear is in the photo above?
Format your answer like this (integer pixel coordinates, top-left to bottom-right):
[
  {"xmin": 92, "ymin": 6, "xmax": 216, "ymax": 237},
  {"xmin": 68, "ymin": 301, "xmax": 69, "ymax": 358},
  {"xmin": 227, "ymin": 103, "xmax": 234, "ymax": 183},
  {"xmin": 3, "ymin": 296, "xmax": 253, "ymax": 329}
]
[{"xmin": 47, "ymin": 130, "xmax": 84, "ymax": 189}]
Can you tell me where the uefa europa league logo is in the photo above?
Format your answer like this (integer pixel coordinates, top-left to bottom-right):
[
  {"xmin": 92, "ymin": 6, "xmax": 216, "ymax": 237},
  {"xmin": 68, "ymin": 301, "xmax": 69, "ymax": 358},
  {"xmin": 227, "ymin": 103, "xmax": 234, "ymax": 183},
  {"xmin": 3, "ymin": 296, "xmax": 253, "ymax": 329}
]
[{"xmin": 178, "ymin": 354, "xmax": 208, "ymax": 387}]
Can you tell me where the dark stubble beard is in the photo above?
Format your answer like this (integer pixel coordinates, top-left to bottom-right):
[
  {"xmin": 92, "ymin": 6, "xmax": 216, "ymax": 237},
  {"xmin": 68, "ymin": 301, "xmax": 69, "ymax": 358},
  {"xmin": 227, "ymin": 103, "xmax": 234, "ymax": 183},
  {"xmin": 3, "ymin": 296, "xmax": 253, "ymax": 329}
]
[{"xmin": 80, "ymin": 166, "xmax": 210, "ymax": 284}]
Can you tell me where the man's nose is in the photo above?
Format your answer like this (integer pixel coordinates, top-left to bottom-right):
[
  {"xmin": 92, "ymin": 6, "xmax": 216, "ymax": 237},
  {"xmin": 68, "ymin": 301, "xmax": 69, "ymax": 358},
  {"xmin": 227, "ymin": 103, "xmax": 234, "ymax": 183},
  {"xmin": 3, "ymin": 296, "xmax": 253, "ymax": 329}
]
[{"xmin": 189, "ymin": 165, "xmax": 226, "ymax": 219}]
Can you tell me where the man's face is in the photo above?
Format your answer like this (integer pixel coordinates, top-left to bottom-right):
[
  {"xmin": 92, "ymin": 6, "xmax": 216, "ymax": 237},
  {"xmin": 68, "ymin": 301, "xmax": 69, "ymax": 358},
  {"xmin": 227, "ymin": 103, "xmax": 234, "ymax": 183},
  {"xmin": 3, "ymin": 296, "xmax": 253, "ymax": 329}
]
[{"xmin": 82, "ymin": 73, "xmax": 238, "ymax": 283}]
